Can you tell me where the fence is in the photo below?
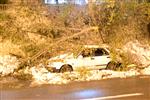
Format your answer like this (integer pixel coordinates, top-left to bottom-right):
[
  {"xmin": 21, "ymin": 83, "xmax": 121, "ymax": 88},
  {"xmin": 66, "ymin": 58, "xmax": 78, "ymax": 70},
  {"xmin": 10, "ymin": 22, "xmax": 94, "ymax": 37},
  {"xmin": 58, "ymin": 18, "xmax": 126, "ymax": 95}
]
[{"xmin": 0, "ymin": 4, "xmax": 9, "ymax": 11}]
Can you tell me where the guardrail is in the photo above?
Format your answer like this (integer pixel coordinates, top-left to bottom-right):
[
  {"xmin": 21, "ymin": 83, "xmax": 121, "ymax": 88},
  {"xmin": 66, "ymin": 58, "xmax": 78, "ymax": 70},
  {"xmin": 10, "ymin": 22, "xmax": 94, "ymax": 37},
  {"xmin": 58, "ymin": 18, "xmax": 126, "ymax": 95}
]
[{"xmin": 0, "ymin": 4, "xmax": 9, "ymax": 10}]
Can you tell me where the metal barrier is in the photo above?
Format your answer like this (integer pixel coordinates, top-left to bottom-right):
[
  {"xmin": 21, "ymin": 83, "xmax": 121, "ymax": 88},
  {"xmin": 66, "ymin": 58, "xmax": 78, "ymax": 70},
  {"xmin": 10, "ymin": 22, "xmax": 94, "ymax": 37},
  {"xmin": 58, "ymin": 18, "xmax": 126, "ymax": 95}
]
[{"xmin": 0, "ymin": 4, "xmax": 9, "ymax": 10}]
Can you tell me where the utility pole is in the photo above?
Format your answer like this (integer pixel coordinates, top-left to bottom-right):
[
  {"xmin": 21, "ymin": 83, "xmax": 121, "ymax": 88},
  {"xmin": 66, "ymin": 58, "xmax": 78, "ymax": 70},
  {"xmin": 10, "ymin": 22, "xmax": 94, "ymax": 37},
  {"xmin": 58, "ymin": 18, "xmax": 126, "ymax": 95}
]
[{"xmin": 56, "ymin": 0, "xmax": 59, "ymax": 4}]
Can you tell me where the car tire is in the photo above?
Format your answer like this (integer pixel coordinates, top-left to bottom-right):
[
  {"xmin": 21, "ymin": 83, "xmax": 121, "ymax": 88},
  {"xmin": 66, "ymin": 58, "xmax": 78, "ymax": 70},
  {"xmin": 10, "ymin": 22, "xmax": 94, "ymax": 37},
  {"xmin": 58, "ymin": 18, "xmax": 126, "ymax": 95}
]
[
  {"xmin": 106, "ymin": 61, "xmax": 117, "ymax": 70},
  {"xmin": 59, "ymin": 64, "xmax": 73, "ymax": 73}
]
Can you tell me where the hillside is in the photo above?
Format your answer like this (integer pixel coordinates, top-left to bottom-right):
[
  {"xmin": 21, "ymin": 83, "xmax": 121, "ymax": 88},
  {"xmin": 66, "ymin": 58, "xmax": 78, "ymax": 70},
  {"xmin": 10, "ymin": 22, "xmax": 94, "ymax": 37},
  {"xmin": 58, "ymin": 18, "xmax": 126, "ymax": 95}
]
[{"xmin": 0, "ymin": 1, "xmax": 150, "ymax": 79}]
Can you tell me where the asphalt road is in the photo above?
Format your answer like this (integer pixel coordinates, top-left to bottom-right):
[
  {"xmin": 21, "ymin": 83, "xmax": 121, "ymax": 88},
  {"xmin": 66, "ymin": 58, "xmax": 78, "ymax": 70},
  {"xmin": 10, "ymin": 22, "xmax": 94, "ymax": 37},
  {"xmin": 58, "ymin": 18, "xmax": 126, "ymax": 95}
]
[{"xmin": 1, "ymin": 75, "xmax": 150, "ymax": 100}]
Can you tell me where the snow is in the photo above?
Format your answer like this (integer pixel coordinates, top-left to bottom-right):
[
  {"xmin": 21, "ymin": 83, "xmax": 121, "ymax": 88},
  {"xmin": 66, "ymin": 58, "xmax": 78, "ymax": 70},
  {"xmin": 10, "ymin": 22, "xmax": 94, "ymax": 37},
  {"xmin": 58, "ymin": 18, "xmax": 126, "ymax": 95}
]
[
  {"xmin": 140, "ymin": 66, "xmax": 150, "ymax": 75},
  {"xmin": 123, "ymin": 40, "xmax": 150, "ymax": 67},
  {"xmin": 0, "ymin": 55, "xmax": 20, "ymax": 76},
  {"xmin": 29, "ymin": 66, "xmax": 142, "ymax": 86}
]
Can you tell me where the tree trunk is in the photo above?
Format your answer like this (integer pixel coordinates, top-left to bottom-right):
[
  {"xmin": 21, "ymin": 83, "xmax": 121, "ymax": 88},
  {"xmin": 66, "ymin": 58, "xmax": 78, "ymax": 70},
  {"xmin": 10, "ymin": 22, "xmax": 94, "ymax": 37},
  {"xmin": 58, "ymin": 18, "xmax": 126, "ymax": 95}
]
[{"xmin": 88, "ymin": 0, "xmax": 93, "ymax": 15}]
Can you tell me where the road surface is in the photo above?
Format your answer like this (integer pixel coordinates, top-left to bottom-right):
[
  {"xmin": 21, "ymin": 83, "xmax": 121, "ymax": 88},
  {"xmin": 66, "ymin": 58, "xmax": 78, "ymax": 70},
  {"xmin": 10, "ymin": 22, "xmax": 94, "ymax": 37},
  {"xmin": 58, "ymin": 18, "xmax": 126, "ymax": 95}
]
[{"xmin": 1, "ymin": 75, "xmax": 150, "ymax": 100}]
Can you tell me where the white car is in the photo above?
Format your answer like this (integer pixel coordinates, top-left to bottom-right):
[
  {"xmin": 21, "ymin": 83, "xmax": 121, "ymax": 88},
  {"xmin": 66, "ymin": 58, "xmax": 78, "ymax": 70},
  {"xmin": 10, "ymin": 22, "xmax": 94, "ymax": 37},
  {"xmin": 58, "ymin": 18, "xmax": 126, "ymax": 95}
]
[{"xmin": 47, "ymin": 45, "xmax": 115, "ymax": 72}]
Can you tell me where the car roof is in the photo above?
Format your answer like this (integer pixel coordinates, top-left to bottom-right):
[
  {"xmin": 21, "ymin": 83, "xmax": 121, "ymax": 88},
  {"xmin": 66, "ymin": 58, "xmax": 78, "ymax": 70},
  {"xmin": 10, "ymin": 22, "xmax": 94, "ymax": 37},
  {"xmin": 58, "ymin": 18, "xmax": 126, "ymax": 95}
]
[{"xmin": 83, "ymin": 44, "xmax": 109, "ymax": 48}]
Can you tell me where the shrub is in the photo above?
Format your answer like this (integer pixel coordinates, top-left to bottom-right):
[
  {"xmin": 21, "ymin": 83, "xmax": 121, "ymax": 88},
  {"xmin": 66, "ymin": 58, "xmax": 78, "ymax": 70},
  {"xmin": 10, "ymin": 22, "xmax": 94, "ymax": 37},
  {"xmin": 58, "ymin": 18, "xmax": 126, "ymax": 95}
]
[
  {"xmin": 76, "ymin": 67, "xmax": 91, "ymax": 79},
  {"xmin": 0, "ymin": 0, "xmax": 8, "ymax": 4}
]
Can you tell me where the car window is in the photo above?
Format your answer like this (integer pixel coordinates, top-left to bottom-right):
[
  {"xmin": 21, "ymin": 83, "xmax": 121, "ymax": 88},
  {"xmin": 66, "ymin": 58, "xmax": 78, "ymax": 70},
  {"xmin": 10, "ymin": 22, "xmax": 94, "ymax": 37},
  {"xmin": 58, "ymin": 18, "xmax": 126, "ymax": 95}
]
[
  {"xmin": 94, "ymin": 48, "xmax": 109, "ymax": 56},
  {"xmin": 81, "ymin": 48, "xmax": 109, "ymax": 57},
  {"xmin": 81, "ymin": 49, "xmax": 94, "ymax": 57}
]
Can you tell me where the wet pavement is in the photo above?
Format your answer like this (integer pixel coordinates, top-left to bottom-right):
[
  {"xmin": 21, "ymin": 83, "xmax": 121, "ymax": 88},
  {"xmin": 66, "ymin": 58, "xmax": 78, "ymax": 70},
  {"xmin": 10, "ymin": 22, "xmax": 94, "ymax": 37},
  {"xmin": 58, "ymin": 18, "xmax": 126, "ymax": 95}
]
[{"xmin": 0, "ymin": 75, "xmax": 150, "ymax": 100}]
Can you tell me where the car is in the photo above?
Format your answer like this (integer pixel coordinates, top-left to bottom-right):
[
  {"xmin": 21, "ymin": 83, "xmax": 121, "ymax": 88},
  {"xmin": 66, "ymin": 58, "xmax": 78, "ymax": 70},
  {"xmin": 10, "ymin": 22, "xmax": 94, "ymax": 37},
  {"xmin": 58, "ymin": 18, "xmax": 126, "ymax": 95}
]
[{"xmin": 46, "ymin": 45, "xmax": 117, "ymax": 73}]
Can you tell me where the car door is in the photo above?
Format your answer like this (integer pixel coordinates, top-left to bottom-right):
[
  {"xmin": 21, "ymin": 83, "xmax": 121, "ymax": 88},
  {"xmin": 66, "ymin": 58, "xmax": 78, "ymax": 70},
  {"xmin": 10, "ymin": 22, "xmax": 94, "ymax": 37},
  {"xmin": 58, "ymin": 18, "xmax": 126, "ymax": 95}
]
[
  {"xmin": 69, "ymin": 55, "xmax": 85, "ymax": 68},
  {"xmin": 91, "ymin": 48, "xmax": 111, "ymax": 69},
  {"xmin": 67, "ymin": 52, "xmax": 92, "ymax": 70},
  {"xmin": 80, "ymin": 48, "xmax": 95, "ymax": 68}
]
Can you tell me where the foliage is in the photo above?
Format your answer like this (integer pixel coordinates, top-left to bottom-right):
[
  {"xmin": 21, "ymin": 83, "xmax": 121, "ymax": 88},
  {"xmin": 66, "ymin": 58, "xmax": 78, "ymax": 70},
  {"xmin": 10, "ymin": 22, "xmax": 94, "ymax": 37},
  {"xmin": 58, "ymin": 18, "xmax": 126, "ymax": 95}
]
[
  {"xmin": 14, "ymin": 69, "xmax": 32, "ymax": 80},
  {"xmin": 0, "ymin": 0, "xmax": 8, "ymax": 4},
  {"xmin": 76, "ymin": 67, "xmax": 91, "ymax": 79},
  {"xmin": 0, "ymin": 1, "xmax": 150, "ymax": 70},
  {"xmin": 86, "ymin": 0, "xmax": 150, "ymax": 66},
  {"xmin": 0, "ymin": 13, "xmax": 8, "ymax": 21}
]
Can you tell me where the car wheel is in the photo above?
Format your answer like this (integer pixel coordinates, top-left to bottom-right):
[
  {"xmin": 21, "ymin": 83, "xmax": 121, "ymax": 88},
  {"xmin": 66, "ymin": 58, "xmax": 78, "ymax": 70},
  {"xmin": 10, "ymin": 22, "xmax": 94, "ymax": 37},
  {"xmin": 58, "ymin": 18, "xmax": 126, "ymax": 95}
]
[
  {"xmin": 106, "ymin": 61, "xmax": 117, "ymax": 70},
  {"xmin": 116, "ymin": 62, "xmax": 123, "ymax": 71},
  {"xmin": 59, "ymin": 65, "xmax": 73, "ymax": 73}
]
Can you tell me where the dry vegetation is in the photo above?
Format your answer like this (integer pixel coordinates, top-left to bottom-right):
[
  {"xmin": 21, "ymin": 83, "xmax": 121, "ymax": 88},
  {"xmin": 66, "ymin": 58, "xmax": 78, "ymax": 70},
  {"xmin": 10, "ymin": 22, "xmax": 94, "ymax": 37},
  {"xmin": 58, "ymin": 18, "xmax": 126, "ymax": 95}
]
[{"xmin": 0, "ymin": 0, "xmax": 150, "ymax": 70}]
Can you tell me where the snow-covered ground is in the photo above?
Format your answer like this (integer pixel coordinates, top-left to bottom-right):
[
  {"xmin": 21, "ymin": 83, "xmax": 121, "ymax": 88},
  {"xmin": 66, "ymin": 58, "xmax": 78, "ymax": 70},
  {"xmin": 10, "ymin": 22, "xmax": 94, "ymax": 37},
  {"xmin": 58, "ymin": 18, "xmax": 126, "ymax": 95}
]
[
  {"xmin": 28, "ymin": 65, "xmax": 150, "ymax": 86},
  {"xmin": 1, "ymin": 64, "xmax": 149, "ymax": 86},
  {"xmin": 140, "ymin": 66, "xmax": 150, "ymax": 75},
  {"xmin": 123, "ymin": 40, "xmax": 150, "ymax": 68},
  {"xmin": 0, "ymin": 55, "xmax": 149, "ymax": 86},
  {"xmin": 0, "ymin": 40, "xmax": 150, "ymax": 86},
  {"xmin": 0, "ymin": 55, "xmax": 20, "ymax": 76}
]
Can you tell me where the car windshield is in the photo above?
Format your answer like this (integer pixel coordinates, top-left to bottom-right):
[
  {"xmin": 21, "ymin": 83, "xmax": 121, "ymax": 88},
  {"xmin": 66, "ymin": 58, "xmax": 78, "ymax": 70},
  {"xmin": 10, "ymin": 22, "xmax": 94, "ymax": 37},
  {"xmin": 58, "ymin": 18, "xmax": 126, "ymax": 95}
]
[{"xmin": 94, "ymin": 48, "xmax": 109, "ymax": 56}]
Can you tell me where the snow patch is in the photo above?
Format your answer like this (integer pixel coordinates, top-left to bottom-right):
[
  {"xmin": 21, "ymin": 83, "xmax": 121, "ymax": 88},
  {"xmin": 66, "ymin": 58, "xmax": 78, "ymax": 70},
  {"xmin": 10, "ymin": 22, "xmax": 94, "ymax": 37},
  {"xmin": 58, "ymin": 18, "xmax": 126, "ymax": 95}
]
[
  {"xmin": 140, "ymin": 66, "xmax": 150, "ymax": 75},
  {"xmin": 0, "ymin": 55, "xmax": 20, "ymax": 76},
  {"xmin": 30, "ymin": 66, "xmax": 141, "ymax": 86},
  {"xmin": 123, "ymin": 40, "xmax": 150, "ymax": 67}
]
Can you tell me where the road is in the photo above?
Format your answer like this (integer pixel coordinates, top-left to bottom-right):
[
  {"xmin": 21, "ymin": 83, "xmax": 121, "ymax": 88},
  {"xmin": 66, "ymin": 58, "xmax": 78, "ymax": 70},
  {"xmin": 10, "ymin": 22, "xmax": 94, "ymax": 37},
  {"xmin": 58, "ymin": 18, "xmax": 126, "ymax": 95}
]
[{"xmin": 1, "ymin": 75, "xmax": 150, "ymax": 100}]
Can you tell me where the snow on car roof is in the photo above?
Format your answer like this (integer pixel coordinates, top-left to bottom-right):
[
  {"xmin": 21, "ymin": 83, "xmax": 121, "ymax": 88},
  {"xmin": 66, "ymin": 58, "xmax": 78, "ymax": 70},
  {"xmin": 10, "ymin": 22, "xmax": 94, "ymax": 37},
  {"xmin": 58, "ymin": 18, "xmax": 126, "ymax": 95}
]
[{"xmin": 83, "ymin": 44, "xmax": 109, "ymax": 48}]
